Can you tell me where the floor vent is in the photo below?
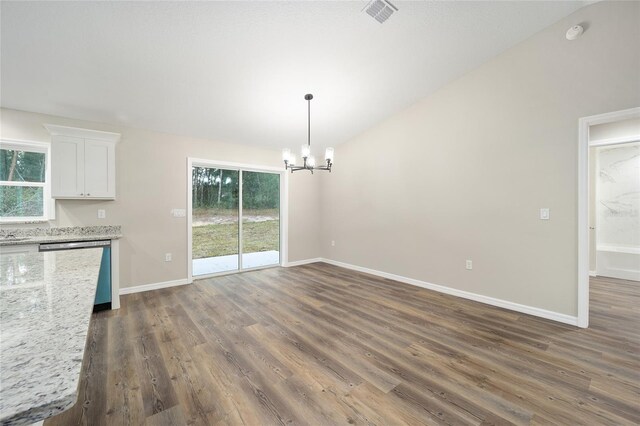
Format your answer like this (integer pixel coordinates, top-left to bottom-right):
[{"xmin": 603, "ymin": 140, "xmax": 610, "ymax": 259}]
[{"xmin": 363, "ymin": 0, "xmax": 398, "ymax": 24}]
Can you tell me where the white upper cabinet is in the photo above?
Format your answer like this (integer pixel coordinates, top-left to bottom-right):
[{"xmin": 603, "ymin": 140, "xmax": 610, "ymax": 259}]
[
  {"xmin": 84, "ymin": 138, "xmax": 115, "ymax": 198},
  {"xmin": 51, "ymin": 135, "xmax": 84, "ymax": 198},
  {"xmin": 45, "ymin": 124, "xmax": 120, "ymax": 200}
]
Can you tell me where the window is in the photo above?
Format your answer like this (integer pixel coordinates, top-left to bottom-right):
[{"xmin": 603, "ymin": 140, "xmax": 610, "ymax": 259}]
[{"xmin": 0, "ymin": 140, "xmax": 53, "ymax": 222}]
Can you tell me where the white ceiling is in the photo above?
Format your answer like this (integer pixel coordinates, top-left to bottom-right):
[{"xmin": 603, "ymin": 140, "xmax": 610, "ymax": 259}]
[{"xmin": 1, "ymin": 1, "xmax": 591, "ymax": 151}]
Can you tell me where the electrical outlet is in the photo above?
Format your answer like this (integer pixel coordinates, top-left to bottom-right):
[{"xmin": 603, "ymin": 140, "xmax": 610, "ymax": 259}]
[
  {"xmin": 540, "ymin": 208, "xmax": 550, "ymax": 220},
  {"xmin": 466, "ymin": 260, "xmax": 473, "ymax": 270},
  {"xmin": 97, "ymin": 209, "xmax": 106, "ymax": 219},
  {"xmin": 165, "ymin": 253, "xmax": 172, "ymax": 262},
  {"xmin": 171, "ymin": 209, "xmax": 186, "ymax": 218},
  {"xmin": 331, "ymin": 240, "xmax": 335, "ymax": 247}
]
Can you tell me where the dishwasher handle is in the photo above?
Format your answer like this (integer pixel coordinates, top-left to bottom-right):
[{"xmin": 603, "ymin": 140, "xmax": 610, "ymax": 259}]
[{"xmin": 39, "ymin": 240, "xmax": 111, "ymax": 252}]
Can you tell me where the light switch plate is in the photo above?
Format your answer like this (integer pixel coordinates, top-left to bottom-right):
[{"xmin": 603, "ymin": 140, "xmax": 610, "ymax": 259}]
[
  {"xmin": 171, "ymin": 208, "xmax": 186, "ymax": 218},
  {"xmin": 97, "ymin": 209, "xmax": 106, "ymax": 219},
  {"xmin": 540, "ymin": 208, "xmax": 550, "ymax": 220}
]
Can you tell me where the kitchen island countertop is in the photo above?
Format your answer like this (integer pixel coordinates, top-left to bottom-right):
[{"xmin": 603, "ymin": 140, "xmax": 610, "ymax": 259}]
[
  {"xmin": 0, "ymin": 225, "xmax": 121, "ymax": 247},
  {"xmin": 0, "ymin": 248, "xmax": 103, "ymax": 425}
]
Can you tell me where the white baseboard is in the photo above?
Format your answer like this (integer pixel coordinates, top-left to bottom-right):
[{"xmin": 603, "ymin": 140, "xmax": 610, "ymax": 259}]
[
  {"xmin": 119, "ymin": 278, "xmax": 192, "ymax": 295},
  {"xmin": 320, "ymin": 258, "xmax": 579, "ymax": 327},
  {"xmin": 118, "ymin": 258, "xmax": 579, "ymax": 326},
  {"xmin": 284, "ymin": 258, "xmax": 323, "ymax": 267},
  {"xmin": 121, "ymin": 259, "xmax": 320, "ymax": 296},
  {"xmin": 589, "ymin": 270, "xmax": 597, "ymax": 277}
]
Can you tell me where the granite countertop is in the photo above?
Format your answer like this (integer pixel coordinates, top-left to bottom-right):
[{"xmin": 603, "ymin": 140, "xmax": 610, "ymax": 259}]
[
  {"xmin": 0, "ymin": 226, "xmax": 122, "ymax": 247},
  {"xmin": 0, "ymin": 248, "xmax": 103, "ymax": 425}
]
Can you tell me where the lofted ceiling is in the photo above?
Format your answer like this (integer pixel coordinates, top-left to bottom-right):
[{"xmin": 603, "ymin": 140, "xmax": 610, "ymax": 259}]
[{"xmin": 1, "ymin": 1, "xmax": 591, "ymax": 151}]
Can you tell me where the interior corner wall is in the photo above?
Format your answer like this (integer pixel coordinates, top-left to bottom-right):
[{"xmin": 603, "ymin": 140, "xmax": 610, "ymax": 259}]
[
  {"xmin": 319, "ymin": 1, "xmax": 640, "ymax": 317},
  {"xmin": 0, "ymin": 107, "xmax": 322, "ymax": 288},
  {"xmin": 287, "ymin": 171, "xmax": 322, "ymax": 262}
]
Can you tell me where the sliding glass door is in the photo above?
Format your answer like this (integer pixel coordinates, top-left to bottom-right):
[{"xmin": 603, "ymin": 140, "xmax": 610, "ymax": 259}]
[
  {"xmin": 191, "ymin": 166, "xmax": 280, "ymax": 277},
  {"xmin": 192, "ymin": 167, "xmax": 239, "ymax": 275},
  {"xmin": 241, "ymin": 171, "xmax": 280, "ymax": 269}
]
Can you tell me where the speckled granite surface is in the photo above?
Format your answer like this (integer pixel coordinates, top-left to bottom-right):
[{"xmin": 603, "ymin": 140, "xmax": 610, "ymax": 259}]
[
  {"xmin": 0, "ymin": 248, "xmax": 103, "ymax": 425},
  {"xmin": 0, "ymin": 226, "xmax": 121, "ymax": 246}
]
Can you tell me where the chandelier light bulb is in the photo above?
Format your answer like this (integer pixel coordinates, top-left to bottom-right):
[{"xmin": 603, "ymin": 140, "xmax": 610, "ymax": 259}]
[
  {"xmin": 282, "ymin": 148, "xmax": 291, "ymax": 162},
  {"xmin": 325, "ymin": 147, "xmax": 334, "ymax": 162},
  {"xmin": 301, "ymin": 145, "xmax": 310, "ymax": 158},
  {"xmin": 307, "ymin": 155, "xmax": 316, "ymax": 167},
  {"xmin": 289, "ymin": 154, "xmax": 296, "ymax": 166}
]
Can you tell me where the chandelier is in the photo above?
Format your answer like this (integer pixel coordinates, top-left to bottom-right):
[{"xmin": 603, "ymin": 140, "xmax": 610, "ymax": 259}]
[{"xmin": 282, "ymin": 94, "xmax": 334, "ymax": 173}]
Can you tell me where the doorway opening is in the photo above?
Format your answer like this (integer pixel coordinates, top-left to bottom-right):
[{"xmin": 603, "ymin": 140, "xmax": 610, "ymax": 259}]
[
  {"xmin": 187, "ymin": 159, "xmax": 287, "ymax": 280},
  {"xmin": 590, "ymin": 140, "xmax": 639, "ymax": 281},
  {"xmin": 578, "ymin": 107, "xmax": 640, "ymax": 328}
]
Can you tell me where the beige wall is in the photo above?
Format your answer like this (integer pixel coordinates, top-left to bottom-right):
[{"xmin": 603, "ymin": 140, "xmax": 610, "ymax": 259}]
[
  {"xmin": 320, "ymin": 1, "xmax": 640, "ymax": 316},
  {"xmin": 0, "ymin": 108, "xmax": 321, "ymax": 288}
]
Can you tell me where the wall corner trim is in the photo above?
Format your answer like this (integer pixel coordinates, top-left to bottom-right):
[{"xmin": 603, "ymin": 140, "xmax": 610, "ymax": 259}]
[
  {"xmin": 119, "ymin": 278, "xmax": 192, "ymax": 295},
  {"xmin": 316, "ymin": 258, "xmax": 579, "ymax": 327}
]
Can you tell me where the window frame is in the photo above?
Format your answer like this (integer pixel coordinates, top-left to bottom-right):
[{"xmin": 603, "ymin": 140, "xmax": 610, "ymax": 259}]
[{"xmin": 0, "ymin": 139, "xmax": 55, "ymax": 223}]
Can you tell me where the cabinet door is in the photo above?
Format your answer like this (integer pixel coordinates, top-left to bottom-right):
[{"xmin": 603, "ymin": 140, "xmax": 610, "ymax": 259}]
[
  {"xmin": 51, "ymin": 135, "xmax": 84, "ymax": 198},
  {"xmin": 84, "ymin": 139, "xmax": 115, "ymax": 198}
]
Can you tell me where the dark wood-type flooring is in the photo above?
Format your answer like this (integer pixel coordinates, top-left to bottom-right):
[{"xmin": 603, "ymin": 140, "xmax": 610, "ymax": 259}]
[{"xmin": 45, "ymin": 264, "xmax": 640, "ymax": 425}]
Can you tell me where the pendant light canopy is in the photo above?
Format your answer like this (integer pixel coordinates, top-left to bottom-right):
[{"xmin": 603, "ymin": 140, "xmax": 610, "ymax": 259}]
[{"xmin": 282, "ymin": 94, "xmax": 334, "ymax": 173}]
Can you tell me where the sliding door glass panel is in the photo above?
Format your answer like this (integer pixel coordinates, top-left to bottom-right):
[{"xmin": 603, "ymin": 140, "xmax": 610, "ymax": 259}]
[
  {"xmin": 241, "ymin": 171, "xmax": 280, "ymax": 269},
  {"xmin": 192, "ymin": 167, "xmax": 239, "ymax": 275}
]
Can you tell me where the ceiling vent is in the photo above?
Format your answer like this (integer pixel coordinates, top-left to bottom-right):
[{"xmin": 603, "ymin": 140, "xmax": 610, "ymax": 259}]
[{"xmin": 363, "ymin": 0, "xmax": 398, "ymax": 24}]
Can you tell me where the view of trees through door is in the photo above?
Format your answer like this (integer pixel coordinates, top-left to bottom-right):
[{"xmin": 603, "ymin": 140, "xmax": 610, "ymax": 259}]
[{"xmin": 192, "ymin": 166, "xmax": 280, "ymax": 276}]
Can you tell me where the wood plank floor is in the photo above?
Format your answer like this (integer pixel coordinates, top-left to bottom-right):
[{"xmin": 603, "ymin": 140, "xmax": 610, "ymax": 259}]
[{"xmin": 45, "ymin": 264, "xmax": 640, "ymax": 425}]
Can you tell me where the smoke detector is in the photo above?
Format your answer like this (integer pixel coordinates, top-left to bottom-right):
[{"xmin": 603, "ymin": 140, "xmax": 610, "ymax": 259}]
[
  {"xmin": 566, "ymin": 25, "xmax": 584, "ymax": 40},
  {"xmin": 362, "ymin": 0, "xmax": 398, "ymax": 24}
]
